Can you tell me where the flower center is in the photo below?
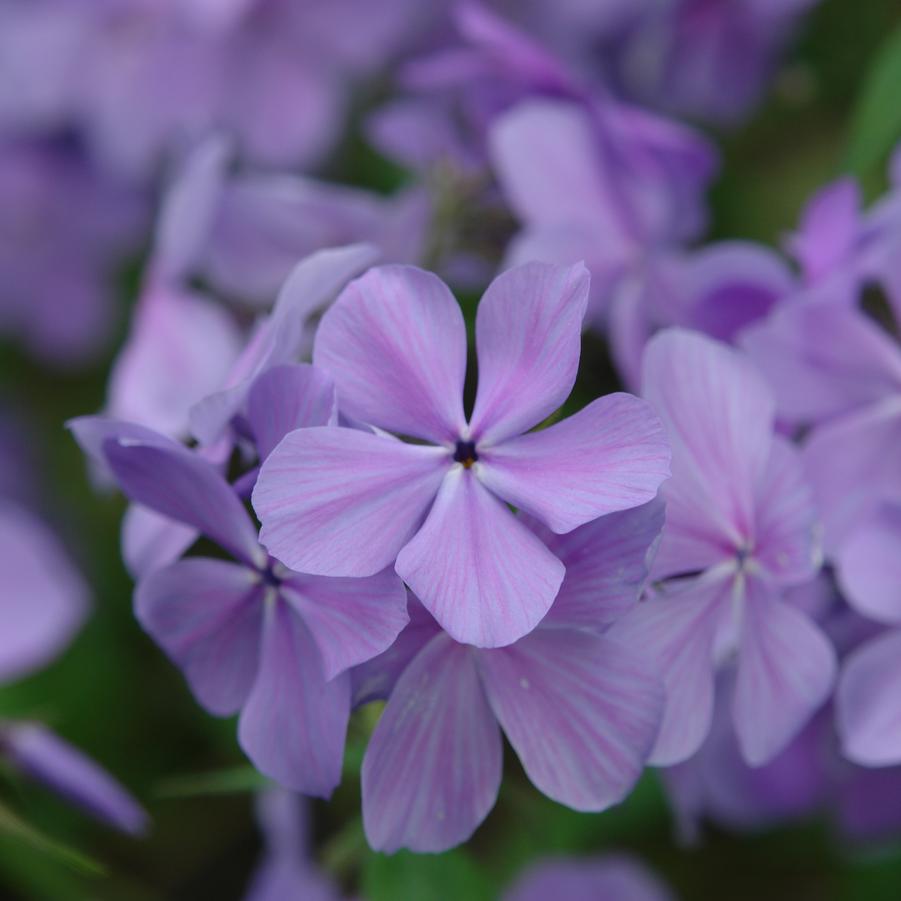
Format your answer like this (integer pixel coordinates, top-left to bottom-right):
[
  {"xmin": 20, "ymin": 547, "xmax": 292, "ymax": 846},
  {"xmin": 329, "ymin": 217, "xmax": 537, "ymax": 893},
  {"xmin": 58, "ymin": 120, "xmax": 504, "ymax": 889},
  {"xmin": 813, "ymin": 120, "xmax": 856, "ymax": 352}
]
[{"xmin": 453, "ymin": 440, "xmax": 478, "ymax": 468}]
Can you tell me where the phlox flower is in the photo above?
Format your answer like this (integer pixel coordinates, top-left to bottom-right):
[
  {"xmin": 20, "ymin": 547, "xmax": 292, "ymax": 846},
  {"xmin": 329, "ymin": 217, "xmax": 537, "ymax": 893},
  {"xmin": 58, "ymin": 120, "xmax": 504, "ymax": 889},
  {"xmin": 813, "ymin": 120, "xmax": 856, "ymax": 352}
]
[
  {"xmin": 609, "ymin": 329, "xmax": 834, "ymax": 767},
  {"xmin": 253, "ymin": 261, "xmax": 671, "ymax": 648},
  {"xmin": 70, "ymin": 367, "xmax": 408, "ymax": 797},
  {"xmin": 358, "ymin": 501, "xmax": 666, "ymax": 852}
]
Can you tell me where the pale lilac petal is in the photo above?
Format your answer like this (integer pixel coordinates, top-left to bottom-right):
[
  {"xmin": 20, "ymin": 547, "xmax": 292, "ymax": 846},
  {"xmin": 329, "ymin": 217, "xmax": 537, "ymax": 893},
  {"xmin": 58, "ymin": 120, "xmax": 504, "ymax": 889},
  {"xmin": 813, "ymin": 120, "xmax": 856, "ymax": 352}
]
[
  {"xmin": 741, "ymin": 302, "xmax": 901, "ymax": 425},
  {"xmin": 362, "ymin": 634, "xmax": 502, "ymax": 853},
  {"xmin": 238, "ymin": 600, "xmax": 350, "ymax": 797},
  {"xmin": 280, "ymin": 568, "xmax": 408, "ymax": 681},
  {"xmin": 134, "ymin": 558, "xmax": 264, "ymax": 716},
  {"xmin": 67, "ymin": 415, "xmax": 179, "ymax": 478},
  {"xmin": 396, "ymin": 468, "xmax": 565, "ymax": 648},
  {"xmin": 478, "ymin": 394, "xmax": 670, "ymax": 534},
  {"xmin": 802, "ymin": 399, "xmax": 901, "ymax": 552},
  {"xmin": 836, "ymin": 505, "xmax": 901, "ymax": 625},
  {"xmin": 254, "ymin": 428, "xmax": 446, "ymax": 577},
  {"xmin": 1, "ymin": 723, "xmax": 147, "ymax": 834},
  {"xmin": 837, "ymin": 629, "xmax": 901, "ymax": 766},
  {"xmin": 246, "ymin": 364, "xmax": 337, "ymax": 461},
  {"xmin": 504, "ymin": 856, "xmax": 673, "ymax": 901},
  {"xmin": 107, "ymin": 286, "xmax": 242, "ymax": 439},
  {"xmin": 0, "ymin": 502, "xmax": 88, "ymax": 683},
  {"xmin": 121, "ymin": 504, "xmax": 198, "ymax": 580},
  {"xmin": 753, "ymin": 437, "xmax": 820, "ymax": 586},
  {"xmin": 313, "ymin": 265, "xmax": 467, "ymax": 441},
  {"xmin": 104, "ymin": 440, "xmax": 263, "ymax": 568},
  {"xmin": 643, "ymin": 329, "xmax": 774, "ymax": 570},
  {"xmin": 608, "ymin": 574, "xmax": 728, "ymax": 766},
  {"xmin": 478, "ymin": 629, "xmax": 664, "ymax": 810},
  {"xmin": 469, "ymin": 262, "xmax": 590, "ymax": 445},
  {"xmin": 531, "ymin": 498, "xmax": 665, "ymax": 630},
  {"xmin": 733, "ymin": 577, "xmax": 836, "ymax": 766}
]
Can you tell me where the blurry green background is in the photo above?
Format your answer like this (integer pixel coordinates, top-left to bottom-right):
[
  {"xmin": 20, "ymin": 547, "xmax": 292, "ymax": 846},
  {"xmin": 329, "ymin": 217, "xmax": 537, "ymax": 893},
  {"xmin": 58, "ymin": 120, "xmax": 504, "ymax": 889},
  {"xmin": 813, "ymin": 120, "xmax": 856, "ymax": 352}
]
[{"xmin": 3, "ymin": 0, "xmax": 901, "ymax": 898}]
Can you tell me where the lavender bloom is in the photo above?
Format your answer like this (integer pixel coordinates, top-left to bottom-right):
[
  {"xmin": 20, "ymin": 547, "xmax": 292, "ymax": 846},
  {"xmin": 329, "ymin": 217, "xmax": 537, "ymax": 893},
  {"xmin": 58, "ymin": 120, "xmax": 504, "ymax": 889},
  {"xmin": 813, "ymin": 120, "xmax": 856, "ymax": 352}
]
[
  {"xmin": 609, "ymin": 329, "xmax": 834, "ymax": 767},
  {"xmin": 0, "ymin": 141, "xmax": 144, "ymax": 366},
  {"xmin": 360, "ymin": 501, "xmax": 666, "ymax": 852},
  {"xmin": 70, "ymin": 400, "xmax": 408, "ymax": 797},
  {"xmin": 503, "ymin": 854, "xmax": 673, "ymax": 901},
  {"xmin": 253, "ymin": 261, "xmax": 671, "ymax": 648}
]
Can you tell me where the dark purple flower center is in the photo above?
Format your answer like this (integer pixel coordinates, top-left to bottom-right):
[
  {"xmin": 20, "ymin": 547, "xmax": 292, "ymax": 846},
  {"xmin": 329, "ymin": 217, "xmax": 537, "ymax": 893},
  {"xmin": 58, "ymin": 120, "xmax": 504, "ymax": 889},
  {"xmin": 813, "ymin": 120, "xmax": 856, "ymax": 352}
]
[{"xmin": 453, "ymin": 440, "xmax": 478, "ymax": 468}]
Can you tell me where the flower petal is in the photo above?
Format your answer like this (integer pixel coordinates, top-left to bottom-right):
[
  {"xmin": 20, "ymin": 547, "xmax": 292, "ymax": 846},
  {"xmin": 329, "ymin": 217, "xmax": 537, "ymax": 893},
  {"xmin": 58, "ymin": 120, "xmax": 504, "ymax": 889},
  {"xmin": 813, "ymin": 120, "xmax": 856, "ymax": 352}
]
[
  {"xmin": 733, "ymin": 576, "xmax": 836, "ymax": 766},
  {"xmin": 469, "ymin": 261, "xmax": 590, "ymax": 445},
  {"xmin": 478, "ymin": 629, "xmax": 664, "ymax": 810},
  {"xmin": 246, "ymin": 363, "xmax": 337, "ymax": 462},
  {"xmin": 121, "ymin": 504, "xmax": 198, "ymax": 579},
  {"xmin": 281, "ymin": 568, "xmax": 408, "ymax": 681},
  {"xmin": 530, "ymin": 498, "xmax": 665, "ymax": 630},
  {"xmin": 836, "ymin": 504, "xmax": 901, "ymax": 625},
  {"xmin": 362, "ymin": 633, "xmax": 502, "ymax": 853},
  {"xmin": 837, "ymin": 629, "xmax": 901, "ymax": 766},
  {"xmin": 134, "ymin": 558, "xmax": 264, "ymax": 716},
  {"xmin": 396, "ymin": 468, "xmax": 565, "ymax": 648},
  {"xmin": 478, "ymin": 394, "xmax": 670, "ymax": 534},
  {"xmin": 1, "ymin": 723, "xmax": 147, "ymax": 834},
  {"xmin": 642, "ymin": 328, "xmax": 774, "ymax": 574},
  {"xmin": 238, "ymin": 599, "xmax": 350, "ymax": 797},
  {"xmin": 313, "ymin": 265, "xmax": 467, "ymax": 441},
  {"xmin": 104, "ymin": 439, "xmax": 262, "ymax": 568},
  {"xmin": 608, "ymin": 574, "xmax": 727, "ymax": 766},
  {"xmin": 254, "ymin": 427, "xmax": 446, "ymax": 577}
]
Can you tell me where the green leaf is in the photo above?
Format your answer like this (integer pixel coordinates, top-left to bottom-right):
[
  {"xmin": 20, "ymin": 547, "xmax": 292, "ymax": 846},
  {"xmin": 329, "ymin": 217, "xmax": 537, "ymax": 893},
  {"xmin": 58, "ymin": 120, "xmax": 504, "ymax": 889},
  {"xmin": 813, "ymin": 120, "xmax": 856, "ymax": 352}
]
[
  {"xmin": 362, "ymin": 849, "xmax": 496, "ymax": 901},
  {"xmin": 847, "ymin": 21, "xmax": 901, "ymax": 175},
  {"xmin": 0, "ymin": 799, "xmax": 105, "ymax": 877},
  {"xmin": 154, "ymin": 765, "xmax": 270, "ymax": 799}
]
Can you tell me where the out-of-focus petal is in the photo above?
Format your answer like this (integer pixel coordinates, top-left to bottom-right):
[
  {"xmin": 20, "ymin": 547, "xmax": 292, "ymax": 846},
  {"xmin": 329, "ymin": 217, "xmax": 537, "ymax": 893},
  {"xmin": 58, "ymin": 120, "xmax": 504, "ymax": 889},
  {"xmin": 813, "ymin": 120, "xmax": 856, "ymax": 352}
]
[
  {"xmin": 254, "ymin": 427, "xmax": 447, "ymax": 577},
  {"xmin": 134, "ymin": 558, "xmax": 264, "ymax": 716},
  {"xmin": 469, "ymin": 262, "xmax": 590, "ymax": 445},
  {"xmin": 238, "ymin": 600, "xmax": 350, "ymax": 797},
  {"xmin": 478, "ymin": 629, "xmax": 663, "ymax": 810},
  {"xmin": 362, "ymin": 634, "xmax": 502, "ymax": 853},
  {"xmin": 313, "ymin": 265, "xmax": 467, "ymax": 442},
  {"xmin": 396, "ymin": 468, "xmax": 565, "ymax": 648},
  {"xmin": 121, "ymin": 504, "xmax": 198, "ymax": 580},
  {"xmin": 478, "ymin": 394, "xmax": 670, "ymax": 534}
]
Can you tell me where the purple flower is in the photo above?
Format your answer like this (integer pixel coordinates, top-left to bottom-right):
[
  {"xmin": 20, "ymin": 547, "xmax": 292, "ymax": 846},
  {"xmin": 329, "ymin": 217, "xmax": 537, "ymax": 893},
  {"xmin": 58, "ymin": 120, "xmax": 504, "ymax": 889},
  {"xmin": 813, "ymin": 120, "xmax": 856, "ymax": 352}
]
[
  {"xmin": 70, "ymin": 392, "xmax": 408, "ymax": 796},
  {"xmin": 609, "ymin": 329, "xmax": 834, "ymax": 766},
  {"xmin": 360, "ymin": 501, "xmax": 666, "ymax": 852},
  {"xmin": 253, "ymin": 261, "xmax": 671, "ymax": 648},
  {"xmin": 503, "ymin": 854, "xmax": 673, "ymax": 901}
]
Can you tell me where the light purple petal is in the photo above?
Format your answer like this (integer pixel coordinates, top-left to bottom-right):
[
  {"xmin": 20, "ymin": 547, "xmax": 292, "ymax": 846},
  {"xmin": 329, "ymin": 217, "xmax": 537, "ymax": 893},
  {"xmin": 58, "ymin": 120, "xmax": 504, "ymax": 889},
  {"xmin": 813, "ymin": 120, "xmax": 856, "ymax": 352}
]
[
  {"xmin": 836, "ymin": 504, "xmax": 901, "ymax": 625},
  {"xmin": 67, "ymin": 415, "xmax": 179, "ymax": 478},
  {"xmin": 313, "ymin": 265, "xmax": 467, "ymax": 442},
  {"xmin": 643, "ymin": 329, "xmax": 774, "ymax": 574},
  {"xmin": 134, "ymin": 558, "xmax": 264, "ymax": 716},
  {"xmin": 608, "ymin": 574, "xmax": 728, "ymax": 766},
  {"xmin": 469, "ymin": 262, "xmax": 590, "ymax": 445},
  {"xmin": 396, "ymin": 468, "xmax": 565, "ymax": 648},
  {"xmin": 121, "ymin": 504, "xmax": 198, "ymax": 580},
  {"xmin": 254, "ymin": 427, "xmax": 446, "ymax": 577},
  {"xmin": 238, "ymin": 600, "xmax": 350, "ymax": 797},
  {"xmin": 478, "ymin": 394, "xmax": 670, "ymax": 534},
  {"xmin": 532, "ymin": 498, "xmax": 665, "ymax": 630},
  {"xmin": 733, "ymin": 576, "xmax": 836, "ymax": 766},
  {"xmin": 247, "ymin": 364, "xmax": 337, "ymax": 461},
  {"xmin": 753, "ymin": 437, "xmax": 820, "ymax": 586},
  {"xmin": 741, "ymin": 302, "xmax": 901, "ymax": 425},
  {"xmin": 503, "ymin": 855, "xmax": 673, "ymax": 901},
  {"xmin": 361, "ymin": 633, "xmax": 502, "ymax": 853},
  {"xmin": 0, "ymin": 502, "xmax": 88, "ymax": 683},
  {"xmin": 104, "ymin": 440, "xmax": 263, "ymax": 568},
  {"xmin": 1, "ymin": 723, "xmax": 147, "ymax": 835},
  {"xmin": 837, "ymin": 629, "xmax": 901, "ymax": 766},
  {"xmin": 281, "ymin": 568, "xmax": 408, "ymax": 681},
  {"xmin": 478, "ymin": 629, "xmax": 664, "ymax": 811}
]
